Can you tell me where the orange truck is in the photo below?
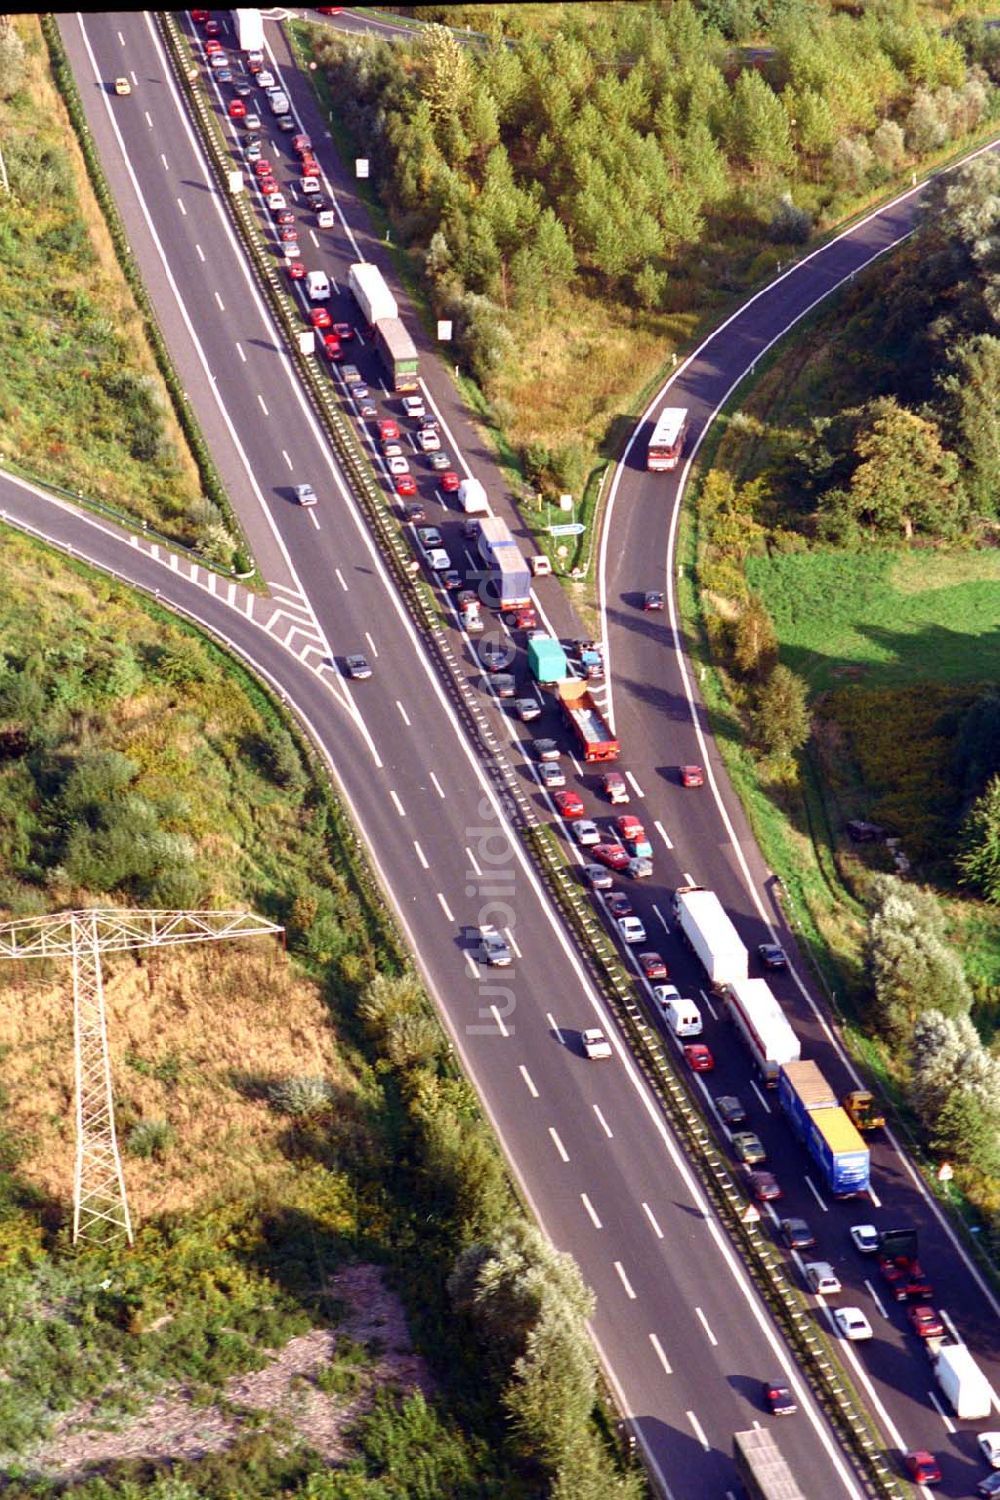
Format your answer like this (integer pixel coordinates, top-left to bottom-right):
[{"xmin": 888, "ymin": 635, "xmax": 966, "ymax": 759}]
[{"xmin": 557, "ymin": 680, "xmax": 620, "ymax": 763}]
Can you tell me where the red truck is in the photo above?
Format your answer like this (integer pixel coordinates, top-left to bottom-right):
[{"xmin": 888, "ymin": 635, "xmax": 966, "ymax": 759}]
[
  {"xmin": 878, "ymin": 1228, "xmax": 933, "ymax": 1303},
  {"xmin": 557, "ymin": 680, "xmax": 619, "ymax": 763}
]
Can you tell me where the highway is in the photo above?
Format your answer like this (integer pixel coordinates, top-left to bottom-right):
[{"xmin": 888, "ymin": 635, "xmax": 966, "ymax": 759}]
[{"xmin": 31, "ymin": 8, "xmax": 999, "ymax": 1496}]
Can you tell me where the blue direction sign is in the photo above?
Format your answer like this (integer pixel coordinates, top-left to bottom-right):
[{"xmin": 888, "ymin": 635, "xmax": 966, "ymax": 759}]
[{"xmin": 547, "ymin": 522, "xmax": 585, "ymax": 536}]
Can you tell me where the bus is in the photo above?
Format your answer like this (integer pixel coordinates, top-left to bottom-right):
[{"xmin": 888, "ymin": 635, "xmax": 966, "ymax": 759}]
[
  {"xmin": 721, "ymin": 977, "xmax": 800, "ymax": 1086},
  {"xmin": 646, "ymin": 407, "xmax": 689, "ymax": 472}
]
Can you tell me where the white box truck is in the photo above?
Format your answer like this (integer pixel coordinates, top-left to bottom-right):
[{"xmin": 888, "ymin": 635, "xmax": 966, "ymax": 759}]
[
  {"xmin": 458, "ymin": 478, "xmax": 489, "ymax": 515},
  {"xmin": 232, "ymin": 8, "xmax": 264, "ymax": 51},
  {"xmin": 933, "ymin": 1342, "xmax": 992, "ymax": 1419},
  {"xmin": 347, "ymin": 262, "xmax": 397, "ymax": 326},
  {"xmin": 671, "ymin": 885, "xmax": 749, "ymax": 985}
]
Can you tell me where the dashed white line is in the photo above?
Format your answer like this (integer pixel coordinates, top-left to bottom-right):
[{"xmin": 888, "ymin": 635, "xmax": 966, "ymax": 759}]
[
  {"xmin": 682, "ymin": 871, "xmax": 696, "ymax": 886},
  {"xmin": 750, "ymin": 1079, "xmax": 772, "ymax": 1112},
  {"xmin": 389, "ymin": 790, "xmax": 405, "ymax": 817},
  {"xmin": 144, "ymin": 110, "xmax": 153, "ymax": 128},
  {"xmin": 519, "ymin": 1065, "xmax": 538, "ymax": 1098},
  {"xmin": 625, "ymin": 770, "xmax": 645, "ymax": 798},
  {"xmin": 309, "ymin": 229, "xmax": 319, "ymax": 247},
  {"xmin": 928, "ymin": 1390, "xmax": 956, "ymax": 1432},
  {"xmin": 504, "ymin": 927, "xmax": 522, "ymax": 959},
  {"xmin": 116, "ymin": 28, "xmax": 124, "ymax": 42},
  {"xmin": 694, "ymin": 1307, "xmax": 718, "ymax": 1346},
  {"xmin": 804, "ymin": 1175, "xmax": 828, "ymax": 1211},
  {"xmin": 864, "ymin": 1279, "xmax": 888, "ymax": 1318},
  {"xmin": 546, "ymin": 1012, "xmax": 566, "ymax": 1044},
  {"xmin": 281, "ymin": 449, "xmax": 294, "ymax": 470},
  {"xmin": 160, "ymin": 152, "xmax": 168, "ymax": 169},
  {"xmin": 549, "ymin": 1127, "xmax": 569, "ymax": 1163},
  {"xmin": 213, "ymin": 289, "xmax": 224, "ymax": 311},
  {"xmin": 642, "ymin": 1202, "xmax": 664, "ymax": 1239},
  {"xmin": 649, "ymin": 1332, "xmax": 672, "ymax": 1374},
  {"xmin": 654, "ymin": 819, "xmax": 673, "ymax": 850},
  {"xmin": 436, "ymin": 892, "xmax": 454, "ymax": 922},
  {"xmin": 465, "ymin": 845, "xmax": 482, "ymax": 878},
  {"xmin": 177, "ymin": 197, "xmax": 187, "ymax": 217},
  {"xmin": 396, "ymin": 700, "xmax": 411, "ymax": 726},
  {"xmin": 687, "ymin": 1410, "xmax": 710, "ymax": 1451},
  {"xmin": 491, "ymin": 1004, "xmax": 510, "ymax": 1037},
  {"xmin": 614, "ymin": 1261, "xmax": 637, "ymax": 1300},
  {"xmin": 334, "ymin": 568, "xmax": 348, "ymax": 591},
  {"xmin": 429, "ymin": 771, "xmax": 445, "ymax": 799},
  {"xmin": 868, "ymin": 1183, "xmax": 882, "ymax": 1209},
  {"xmin": 569, "ymin": 752, "xmax": 583, "ymax": 777},
  {"xmin": 257, "ymin": 393, "xmax": 269, "ymax": 416},
  {"xmin": 195, "ymin": 244, "xmax": 205, "ymax": 262},
  {"xmin": 700, "ymin": 990, "xmax": 718, "ymax": 1020},
  {"xmin": 581, "ymin": 1193, "xmax": 602, "ymax": 1229},
  {"xmin": 593, "ymin": 1103, "xmax": 613, "ymax": 1137},
  {"xmin": 464, "ymin": 952, "xmax": 479, "ymax": 978},
  {"xmin": 413, "ymin": 841, "xmax": 429, "ymax": 870},
  {"xmin": 652, "ymin": 903, "xmax": 670, "ymax": 935},
  {"xmin": 364, "ymin": 631, "xmax": 378, "ymax": 657}
]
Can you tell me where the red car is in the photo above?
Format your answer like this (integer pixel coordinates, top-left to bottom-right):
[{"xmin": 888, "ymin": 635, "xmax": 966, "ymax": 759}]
[
  {"xmin": 439, "ymin": 471, "xmax": 460, "ymax": 493},
  {"xmin": 192, "ymin": 8, "xmax": 209, "ymax": 20},
  {"xmin": 331, "ymin": 322, "xmax": 354, "ymax": 341},
  {"xmin": 292, "ymin": 133, "xmax": 313, "ymax": 155},
  {"xmin": 287, "ymin": 261, "xmax": 306, "ymax": 281},
  {"xmin": 746, "ymin": 1168, "xmax": 782, "ymax": 1201},
  {"xmin": 253, "ymin": 159, "xmax": 274, "ymax": 178},
  {"xmin": 513, "ymin": 605, "xmax": 538, "ymax": 629},
  {"xmin": 309, "ymin": 307, "xmax": 332, "ymax": 329},
  {"xmin": 279, "ymin": 227, "xmax": 299, "ymax": 244},
  {"xmin": 204, "ymin": 37, "xmax": 222, "ymax": 54},
  {"xmin": 553, "ymin": 790, "xmax": 585, "ymax": 818},
  {"xmin": 273, "ymin": 209, "xmax": 295, "ymax": 226},
  {"xmin": 638, "ymin": 951, "xmax": 668, "ymax": 980},
  {"xmin": 903, "ymin": 1451, "xmax": 941, "ymax": 1486},
  {"xmin": 681, "ymin": 765, "xmax": 705, "ymax": 788},
  {"xmin": 321, "ymin": 334, "xmax": 342, "ymax": 361},
  {"xmin": 616, "ymin": 814, "xmax": 645, "ymax": 842},
  {"xmin": 590, "ymin": 842, "xmax": 631, "ymax": 872},
  {"xmin": 394, "ymin": 474, "xmax": 417, "ymax": 497},
  {"xmin": 684, "ymin": 1044, "xmax": 714, "ymax": 1073},
  {"xmin": 227, "ymin": 97, "xmax": 247, "ymax": 119},
  {"xmin": 300, "ymin": 155, "xmax": 319, "ymax": 178},
  {"xmin": 377, "ymin": 418, "xmax": 399, "ymax": 442},
  {"xmin": 907, "ymin": 1305, "xmax": 945, "ymax": 1340}
]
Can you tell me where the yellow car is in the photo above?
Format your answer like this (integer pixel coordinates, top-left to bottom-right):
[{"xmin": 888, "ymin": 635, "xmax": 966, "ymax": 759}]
[{"xmin": 114, "ymin": 76, "xmax": 131, "ymax": 96}]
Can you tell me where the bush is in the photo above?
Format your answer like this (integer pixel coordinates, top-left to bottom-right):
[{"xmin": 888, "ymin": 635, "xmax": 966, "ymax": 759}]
[
  {"xmin": 126, "ymin": 1119, "xmax": 175, "ymax": 1160},
  {"xmin": 267, "ymin": 1075, "xmax": 335, "ymax": 1117},
  {"xmin": 768, "ymin": 194, "xmax": 812, "ymax": 244}
]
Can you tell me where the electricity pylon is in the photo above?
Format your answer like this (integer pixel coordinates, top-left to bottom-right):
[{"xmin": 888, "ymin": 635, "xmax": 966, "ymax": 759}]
[{"xmin": 0, "ymin": 908, "xmax": 284, "ymax": 1246}]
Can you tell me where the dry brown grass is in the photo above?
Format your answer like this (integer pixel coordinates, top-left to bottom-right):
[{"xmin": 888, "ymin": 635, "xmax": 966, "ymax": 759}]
[{"xmin": 0, "ymin": 943, "xmax": 360, "ymax": 1221}]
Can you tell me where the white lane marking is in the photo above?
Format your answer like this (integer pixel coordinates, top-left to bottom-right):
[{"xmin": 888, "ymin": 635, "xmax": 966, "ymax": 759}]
[
  {"xmin": 682, "ymin": 871, "xmax": 696, "ymax": 886},
  {"xmin": 654, "ymin": 819, "xmax": 672, "ymax": 850},
  {"xmin": 649, "ymin": 1332, "xmax": 672, "ymax": 1374},
  {"xmin": 614, "ymin": 1261, "xmax": 636, "ymax": 1300},
  {"xmin": 389, "ymin": 790, "xmax": 405, "ymax": 817},
  {"xmin": 465, "ymin": 845, "xmax": 482, "ymax": 878},
  {"xmin": 864, "ymin": 1280, "xmax": 888, "ymax": 1319},
  {"xmin": 642, "ymin": 1202, "xmax": 664, "ymax": 1239},
  {"xmin": 257, "ymin": 393, "xmax": 269, "ymax": 415},
  {"xmin": 928, "ymin": 1390, "xmax": 955, "ymax": 1433},
  {"xmin": 436, "ymin": 892, "xmax": 454, "ymax": 922},
  {"xmin": 569, "ymin": 752, "xmax": 583, "ymax": 777},
  {"xmin": 236, "ymin": 342, "xmax": 248, "ymax": 365},
  {"xmin": 652, "ymin": 903, "xmax": 670, "ymax": 935},
  {"xmin": 396, "ymin": 700, "xmax": 411, "ymax": 726},
  {"xmin": 687, "ymin": 1410, "xmax": 710, "ymax": 1451},
  {"xmin": 547, "ymin": 1013, "xmax": 567, "ymax": 1044},
  {"xmin": 413, "ymin": 841, "xmax": 428, "ymax": 870},
  {"xmin": 593, "ymin": 1104, "xmax": 613, "ymax": 1137},
  {"xmin": 701, "ymin": 990, "xmax": 718, "ymax": 1020},
  {"xmin": 519, "ymin": 1065, "xmax": 538, "ymax": 1099},
  {"xmin": 464, "ymin": 952, "xmax": 479, "ymax": 978},
  {"xmin": 177, "ymin": 197, "xmax": 187, "ymax": 217},
  {"xmin": 750, "ymin": 1079, "xmax": 772, "ymax": 1112},
  {"xmin": 364, "ymin": 631, "xmax": 378, "ymax": 657},
  {"xmin": 160, "ymin": 152, "xmax": 168, "ymax": 169},
  {"xmin": 309, "ymin": 229, "xmax": 319, "ymax": 247},
  {"xmin": 144, "ymin": 110, "xmax": 153, "ymax": 127},
  {"xmin": 281, "ymin": 449, "xmax": 293, "ymax": 470},
  {"xmin": 868, "ymin": 1183, "xmax": 882, "ymax": 1209},
  {"xmin": 214, "ymin": 289, "xmax": 225, "ymax": 311},
  {"xmin": 504, "ymin": 927, "xmax": 522, "ymax": 959},
  {"xmin": 804, "ymin": 1175, "xmax": 828, "ymax": 1211},
  {"xmin": 129, "ymin": 69, "xmax": 137, "ymax": 84},
  {"xmin": 117, "ymin": 28, "xmax": 124, "ymax": 42},
  {"xmin": 625, "ymin": 770, "xmax": 645, "ymax": 798},
  {"xmin": 694, "ymin": 1307, "xmax": 718, "ymax": 1347},
  {"xmin": 429, "ymin": 771, "xmax": 445, "ymax": 799},
  {"xmin": 581, "ymin": 1193, "xmax": 602, "ymax": 1229},
  {"xmin": 549, "ymin": 1127, "xmax": 569, "ymax": 1163},
  {"xmin": 941, "ymin": 1309, "xmax": 961, "ymax": 1343},
  {"xmin": 334, "ymin": 568, "xmax": 348, "ymax": 591},
  {"xmin": 490, "ymin": 1004, "xmax": 509, "ymax": 1037},
  {"xmin": 195, "ymin": 243, "xmax": 205, "ymax": 262}
]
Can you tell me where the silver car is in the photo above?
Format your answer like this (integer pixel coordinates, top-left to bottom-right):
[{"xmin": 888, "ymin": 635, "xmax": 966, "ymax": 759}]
[{"xmin": 294, "ymin": 483, "xmax": 317, "ymax": 507}]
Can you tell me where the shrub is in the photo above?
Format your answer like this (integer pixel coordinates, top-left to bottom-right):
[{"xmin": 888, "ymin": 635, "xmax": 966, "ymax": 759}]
[
  {"xmin": 126, "ymin": 1119, "xmax": 175, "ymax": 1160},
  {"xmin": 768, "ymin": 194, "xmax": 812, "ymax": 244},
  {"xmin": 267, "ymin": 1075, "xmax": 335, "ymax": 1117}
]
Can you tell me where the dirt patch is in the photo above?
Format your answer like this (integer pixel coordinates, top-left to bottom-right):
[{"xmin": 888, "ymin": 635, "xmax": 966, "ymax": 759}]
[{"xmin": 13, "ymin": 1264, "xmax": 431, "ymax": 1480}]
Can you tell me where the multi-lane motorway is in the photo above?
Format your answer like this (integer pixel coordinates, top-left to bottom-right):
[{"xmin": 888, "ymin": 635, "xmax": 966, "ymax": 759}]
[{"xmin": 14, "ymin": 9, "xmax": 997, "ymax": 1495}]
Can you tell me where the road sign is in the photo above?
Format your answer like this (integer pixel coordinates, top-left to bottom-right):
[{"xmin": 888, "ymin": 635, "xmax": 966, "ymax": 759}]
[
  {"xmin": 547, "ymin": 522, "xmax": 585, "ymax": 537},
  {"xmin": 740, "ymin": 1203, "xmax": 761, "ymax": 1224}
]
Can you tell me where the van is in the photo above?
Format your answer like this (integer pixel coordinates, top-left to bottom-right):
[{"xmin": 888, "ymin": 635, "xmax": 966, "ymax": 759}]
[
  {"xmin": 306, "ymin": 271, "xmax": 330, "ymax": 302},
  {"xmin": 267, "ymin": 90, "xmax": 290, "ymax": 116},
  {"xmin": 458, "ymin": 477, "xmax": 489, "ymax": 515},
  {"xmin": 529, "ymin": 554, "xmax": 552, "ymax": 577},
  {"xmin": 665, "ymin": 996, "xmax": 702, "ymax": 1037},
  {"xmin": 426, "ymin": 548, "xmax": 451, "ymax": 572},
  {"xmin": 317, "ymin": 208, "xmax": 335, "ymax": 229}
]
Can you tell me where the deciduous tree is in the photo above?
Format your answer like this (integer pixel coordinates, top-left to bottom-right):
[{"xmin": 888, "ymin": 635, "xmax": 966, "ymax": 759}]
[{"xmin": 751, "ymin": 664, "xmax": 810, "ymax": 758}]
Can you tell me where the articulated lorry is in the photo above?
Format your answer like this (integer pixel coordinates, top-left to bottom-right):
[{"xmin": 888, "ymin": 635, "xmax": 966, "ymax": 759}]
[
  {"xmin": 778, "ymin": 1060, "xmax": 870, "ymax": 1196},
  {"xmin": 373, "ymin": 317, "xmax": 419, "ymax": 392},
  {"xmin": 672, "ymin": 886, "xmax": 748, "ymax": 986},
  {"xmin": 733, "ymin": 1428, "xmax": 806, "ymax": 1500},
  {"xmin": 557, "ymin": 680, "xmax": 619, "ymax": 763},
  {"xmin": 477, "ymin": 517, "xmax": 531, "ymax": 608},
  {"xmin": 347, "ymin": 262, "xmax": 398, "ymax": 326},
  {"xmin": 721, "ymin": 977, "xmax": 800, "ymax": 1086},
  {"xmin": 232, "ymin": 8, "xmax": 264, "ymax": 51}
]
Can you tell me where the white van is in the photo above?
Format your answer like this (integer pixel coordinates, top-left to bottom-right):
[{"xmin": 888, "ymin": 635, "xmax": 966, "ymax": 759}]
[
  {"xmin": 267, "ymin": 90, "xmax": 290, "ymax": 116},
  {"xmin": 306, "ymin": 271, "xmax": 330, "ymax": 302},
  {"xmin": 529, "ymin": 554, "xmax": 552, "ymax": 577},
  {"xmin": 665, "ymin": 996, "xmax": 702, "ymax": 1037},
  {"xmin": 458, "ymin": 477, "xmax": 489, "ymax": 515}
]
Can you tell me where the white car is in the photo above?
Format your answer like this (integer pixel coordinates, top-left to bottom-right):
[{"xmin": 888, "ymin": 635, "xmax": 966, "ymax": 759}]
[
  {"xmin": 849, "ymin": 1224, "xmax": 880, "ymax": 1255},
  {"xmin": 417, "ymin": 428, "xmax": 441, "ymax": 452},
  {"xmin": 257, "ymin": 69, "xmax": 276, "ymax": 89},
  {"xmin": 617, "ymin": 916, "xmax": 647, "ymax": 945},
  {"xmin": 804, "ymin": 1262, "xmax": 842, "ymax": 1297},
  {"xmin": 386, "ymin": 455, "xmax": 411, "ymax": 476},
  {"xmin": 571, "ymin": 819, "xmax": 600, "ymax": 847},
  {"xmin": 651, "ymin": 983, "xmax": 681, "ymax": 1014},
  {"xmin": 538, "ymin": 762, "xmax": 566, "ymax": 789},
  {"xmin": 244, "ymin": 113, "xmax": 261, "ymax": 131},
  {"xmin": 266, "ymin": 192, "xmax": 287, "ymax": 210},
  {"xmin": 582, "ymin": 1028, "xmax": 612, "ymax": 1061},
  {"xmin": 980, "ymin": 1434, "xmax": 1000, "ymax": 1469},
  {"xmin": 382, "ymin": 443, "xmax": 404, "ymax": 460},
  {"xmin": 834, "ymin": 1307, "xmax": 873, "ymax": 1342},
  {"xmin": 426, "ymin": 548, "xmax": 451, "ymax": 572},
  {"xmin": 402, "ymin": 395, "xmax": 426, "ymax": 420}
]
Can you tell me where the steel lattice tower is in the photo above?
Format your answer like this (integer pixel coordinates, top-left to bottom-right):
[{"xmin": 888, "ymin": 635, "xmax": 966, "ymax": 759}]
[{"xmin": 0, "ymin": 908, "xmax": 284, "ymax": 1246}]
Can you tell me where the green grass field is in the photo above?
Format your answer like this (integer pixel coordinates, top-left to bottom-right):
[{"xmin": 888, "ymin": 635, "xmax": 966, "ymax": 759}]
[{"xmin": 746, "ymin": 548, "xmax": 1000, "ymax": 693}]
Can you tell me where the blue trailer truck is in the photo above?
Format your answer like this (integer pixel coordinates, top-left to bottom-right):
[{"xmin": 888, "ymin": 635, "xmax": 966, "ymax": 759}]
[
  {"xmin": 528, "ymin": 636, "xmax": 568, "ymax": 683},
  {"xmin": 777, "ymin": 1060, "xmax": 870, "ymax": 1197},
  {"xmin": 477, "ymin": 517, "xmax": 531, "ymax": 608}
]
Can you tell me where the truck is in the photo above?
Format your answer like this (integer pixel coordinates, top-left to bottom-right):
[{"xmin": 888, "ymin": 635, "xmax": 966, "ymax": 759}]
[
  {"xmin": 528, "ymin": 636, "xmax": 567, "ymax": 683},
  {"xmin": 672, "ymin": 886, "xmax": 749, "ymax": 987},
  {"xmin": 477, "ymin": 517, "xmax": 532, "ymax": 608},
  {"xmin": 721, "ymin": 977, "xmax": 800, "ymax": 1086},
  {"xmin": 842, "ymin": 1089, "xmax": 885, "ymax": 1132},
  {"xmin": 778, "ymin": 1060, "xmax": 870, "ymax": 1196},
  {"xmin": 933, "ymin": 1342, "xmax": 992, "ymax": 1420},
  {"xmin": 373, "ymin": 317, "xmax": 419, "ymax": 392},
  {"xmin": 347, "ymin": 262, "xmax": 398, "ymax": 327},
  {"xmin": 556, "ymin": 680, "xmax": 620, "ymax": 763},
  {"xmin": 232, "ymin": 8, "xmax": 264, "ymax": 51},
  {"xmin": 733, "ymin": 1428, "xmax": 807, "ymax": 1500},
  {"xmin": 877, "ymin": 1227, "xmax": 933, "ymax": 1303}
]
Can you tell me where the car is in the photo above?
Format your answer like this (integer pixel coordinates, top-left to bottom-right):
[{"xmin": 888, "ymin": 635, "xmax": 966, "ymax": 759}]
[
  {"xmin": 684, "ymin": 1043, "xmax": 714, "ymax": 1072},
  {"xmin": 779, "ymin": 1217, "xmax": 815, "ymax": 1250},
  {"xmin": 216, "ymin": 67, "xmax": 234, "ymax": 84},
  {"xmin": 732, "ymin": 1131, "xmax": 767, "ymax": 1165},
  {"xmin": 980, "ymin": 1434, "xmax": 1000, "ymax": 1469},
  {"xmin": 357, "ymin": 399, "xmax": 378, "ymax": 418},
  {"xmin": 482, "ymin": 672, "xmax": 514, "ymax": 698},
  {"xmin": 846, "ymin": 819, "xmax": 886, "ymax": 843},
  {"xmin": 345, "ymin": 654, "xmax": 371, "ymax": 681},
  {"xmin": 475, "ymin": 924, "xmax": 512, "ymax": 968},
  {"xmin": 293, "ymin": 483, "xmax": 317, "ymax": 507},
  {"xmin": 590, "ymin": 842, "xmax": 630, "ymax": 872},
  {"xmin": 382, "ymin": 441, "xmax": 405, "ymax": 459},
  {"xmin": 321, "ymin": 334, "xmax": 343, "ymax": 362},
  {"xmin": 849, "ymin": 1224, "xmax": 880, "ymax": 1255},
  {"xmin": 257, "ymin": 69, "xmax": 276, "ymax": 89},
  {"xmin": 903, "ymin": 1451, "xmax": 941, "ymax": 1486},
  {"xmin": 257, "ymin": 175, "xmax": 277, "ymax": 199},
  {"xmin": 680, "ymin": 765, "xmax": 705, "ymax": 788},
  {"xmin": 243, "ymin": 113, "xmax": 261, "ymax": 131},
  {"xmin": 804, "ymin": 1262, "xmax": 842, "ymax": 1296},
  {"xmin": 617, "ymin": 916, "xmax": 647, "ymax": 945},
  {"xmin": 758, "ymin": 942, "xmax": 788, "ymax": 971},
  {"xmin": 515, "ymin": 698, "xmax": 541, "ymax": 722},
  {"xmin": 233, "ymin": 80, "xmax": 254, "ymax": 98},
  {"xmin": 292, "ymin": 132, "xmax": 313, "ymax": 155},
  {"xmin": 191, "ymin": 7, "xmax": 208, "ymax": 20},
  {"xmin": 347, "ymin": 381, "xmax": 369, "ymax": 399},
  {"xmin": 456, "ymin": 589, "xmax": 479, "ymax": 610},
  {"xmin": 266, "ymin": 191, "xmax": 287, "ymax": 209},
  {"xmin": 114, "ymin": 76, "xmax": 132, "ymax": 96},
  {"xmin": 204, "ymin": 17, "xmax": 220, "ymax": 34},
  {"xmin": 441, "ymin": 570, "xmax": 463, "ymax": 591},
  {"xmin": 746, "ymin": 1168, "xmax": 782, "ymax": 1201},
  {"xmin": 582, "ymin": 864, "xmax": 614, "ymax": 891},
  {"xmin": 425, "ymin": 547, "xmax": 451, "ymax": 572},
  {"xmin": 400, "ymin": 500, "xmax": 426, "ymax": 524},
  {"xmin": 331, "ymin": 322, "xmax": 354, "ymax": 342},
  {"xmin": 600, "ymin": 771, "xmax": 629, "ymax": 804},
  {"xmin": 554, "ymin": 786, "xmax": 587, "ymax": 822},
  {"xmin": 643, "ymin": 590, "xmax": 664, "ymax": 611},
  {"xmin": 286, "ymin": 260, "xmax": 306, "ymax": 280},
  {"xmin": 638, "ymin": 951, "xmax": 668, "ymax": 981},
  {"xmin": 506, "ymin": 604, "xmax": 537, "ymax": 631},
  {"xmin": 429, "ymin": 452, "xmax": 452, "ymax": 471},
  {"xmin": 572, "ymin": 819, "xmax": 600, "ymax": 847},
  {"xmin": 834, "ymin": 1306, "xmax": 874, "ymax": 1341},
  {"xmin": 417, "ymin": 526, "xmax": 443, "ymax": 550},
  {"xmin": 908, "ymin": 1305, "xmax": 945, "ymax": 1340},
  {"xmin": 276, "ymin": 115, "xmax": 297, "ymax": 132},
  {"xmin": 209, "ymin": 52, "xmax": 229, "ymax": 69},
  {"xmin": 205, "ymin": 37, "xmax": 223, "ymax": 54},
  {"xmin": 715, "ymin": 1094, "xmax": 747, "ymax": 1126},
  {"xmin": 306, "ymin": 305, "xmax": 332, "ymax": 329},
  {"xmin": 305, "ymin": 193, "xmax": 326, "ymax": 212},
  {"xmin": 530, "ymin": 739, "xmax": 558, "ymax": 764},
  {"xmin": 977, "ymin": 1473, "xmax": 1000, "ymax": 1499},
  {"xmin": 279, "ymin": 227, "xmax": 299, "ymax": 245},
  {"xmin": 626, "ymin": 857, "xmax": 653, "ymax": 879},
  {"xmin": 763, "ymin": 1382, "xmax": 797, "ymax": 1417},
  {"xmin": 394, "ymin": 474, "xmax": 417, "ymax": 497},
  {"xmin": 402, "ymin": 394, "xmax": 426, "ymax": 419},
  {"xmin": 479, "ymin": 642, "xmax": 509, "ymax": 674},
  {"xmin": 274, "ymin": 209, "xmax": 296, "ymax": 226},
  {"xmin": 604, "ymin": 891, "xmax": 634, "ymax": 919},
  {"xmin": 416, "ymin": 428, "xmax": 441, "ymax": 453},
  {"xmin": 582, "ymin": 1028, "xmax": 612, "ymax": 1061},
  {"xmin": 299, "ymin": 176, "xmax": 321, "ymax": 197},
  {"xmin": 615, "ymin": 814, "xmax": 645, "ymax": 842},
  {"xmin": 254, "ymin": 157, "xmax": 275, "ymax": 178},
  {"xmin": 245, "ymin": 139, "xmax": 263, "ymax": 161},
  {"xmin": 387, "ymin": 455, "xmax": 411, "ymax": 477},
  {"xmin": 880, "ymin": 1258, "xmax": 933, "ymax": 1303},
  {"xmin": 651, "ymin": 982, "xmax": 681, "ymax": 1014},
  {"xmin": 227, "ymin": 97, "xmax": 247, "ymax": 118},
  {"xmin": 377, "ymin": 418, "xmax": 400, "ymax": 441},
  {"xmin": 541, "ymin": 764, "xmax": 568, "ymax": 791}
]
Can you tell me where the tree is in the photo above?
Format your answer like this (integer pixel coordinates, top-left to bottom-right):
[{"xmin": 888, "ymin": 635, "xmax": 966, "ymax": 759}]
[
  {"xmin": 731, "ymin": 594, "xmax": 778, "ymax": 678},
  {"xmin": 725, "ymin": 70, "xmax": 794, "ymax": 173},
  {"xmin": 908, "ymin": 1008, "xmax": 979, "ymax": 1123},
  {"xmin": 867, "ymin": 883, "xmax": 972, "ymax": 1040},
  {"xmin": 417, "ymin": 24, "xmax": 473, "ymax": 124},
  {"xmin": 842, "ymin": 397, "xmax": 961, "ymax": 540},
  {"xmin": 0, "ymin": 15, "xmax": 25, "ymax": 100},
  {"xmin": 938, "ymin": 335, "xmax": 1000, "ymax": 516},
  {"xmin": 871, "ymin": 119, "xmax": 905, "ymax": 173},
  {"xmin": 956, "ymin": 774, "xmax": 1000, "ymax": 903},
  {"xmin": 904, "ymin": 88, "xmax": 947, "ymax": 153},
  {"xmin": 503, "ymin": 1308, "xmax": 597, "ymax": 1471},
  {"xmin": 751, "ymin": 664, "xmax": 810, "ymax": 758},
  {"xmin": 831, "ymin": 134, "xmax": 874, "ymax": 191},
  {"xmin": 932, "ymin": 1088, "xmax": 1000, "ymax": 1177}
]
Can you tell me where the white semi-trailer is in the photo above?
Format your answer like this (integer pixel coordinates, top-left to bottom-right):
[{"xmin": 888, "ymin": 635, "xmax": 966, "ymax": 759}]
[
  {"xmin": 347, "ymin": 262, "xmax": 398, "ymax": 327},
  {"xmin": 672, "ymin": 885, "xmax": 748, "ymax": 985},
  {"xmin": 933, "ymin": 1342, "xmax": 992, "ymax": 1419},
  {"xmin": 232, "ymin": 9, "xmax": 264, "ymax": 51},
  {"xmin": 722, "ymin": 977, "xmax": 800, "ymax": 1086}
]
